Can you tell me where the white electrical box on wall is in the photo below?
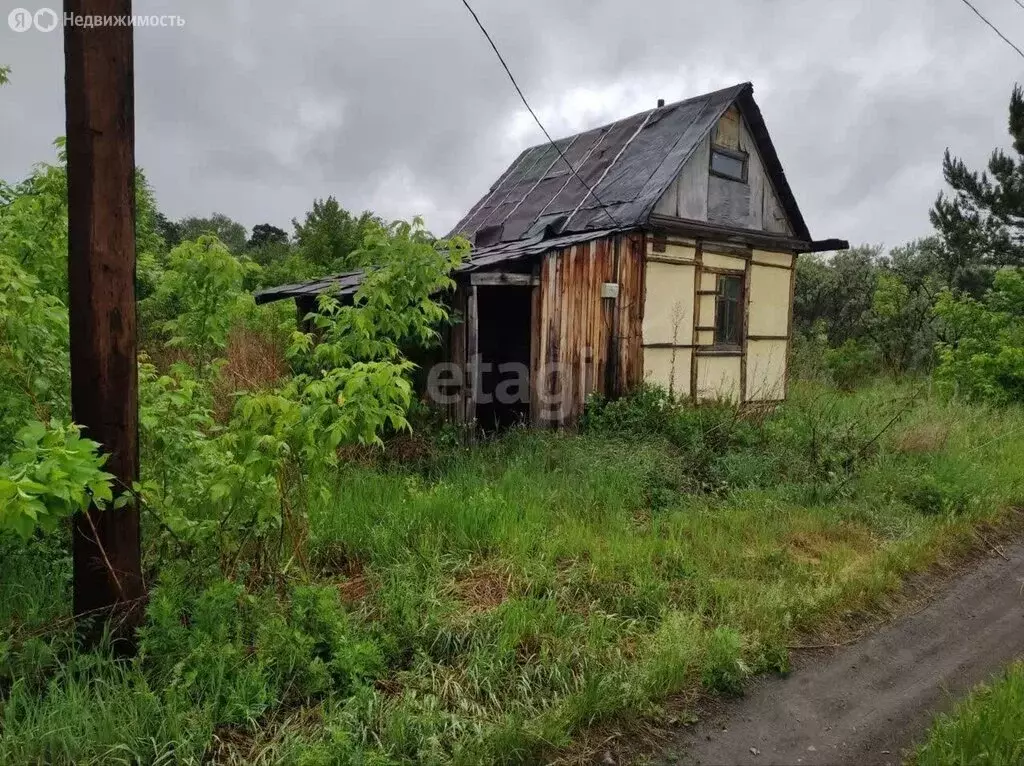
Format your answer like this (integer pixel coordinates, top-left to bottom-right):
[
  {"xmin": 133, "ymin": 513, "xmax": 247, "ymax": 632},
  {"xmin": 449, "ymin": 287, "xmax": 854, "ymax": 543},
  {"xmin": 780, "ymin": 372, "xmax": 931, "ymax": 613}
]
[{"xmin": 601, "ymin": 282, "xmax": 619, "ymax": 299}]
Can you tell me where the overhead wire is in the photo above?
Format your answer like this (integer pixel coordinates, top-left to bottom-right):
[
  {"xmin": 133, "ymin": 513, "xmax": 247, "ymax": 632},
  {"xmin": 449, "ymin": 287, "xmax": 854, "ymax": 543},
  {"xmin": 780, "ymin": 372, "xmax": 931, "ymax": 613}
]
[
  {"xmin": 957, "ymin": 0, "xmax": 1024, "ymax": 58},
  {"xmin": 457, "ymin": 0, "xmax": 622, "ymax": 228}
]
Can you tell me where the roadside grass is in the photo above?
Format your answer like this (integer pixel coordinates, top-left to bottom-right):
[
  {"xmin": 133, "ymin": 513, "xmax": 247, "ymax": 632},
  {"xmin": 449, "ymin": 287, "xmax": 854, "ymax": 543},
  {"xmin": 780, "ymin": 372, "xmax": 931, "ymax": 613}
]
[
  {"xmin": 913, "ymin": 662, "xmax": 1024, "ymax": 766},
  {"xmin": 2, "ymin": 379, "xmax": 1024, "ymax": 763}
]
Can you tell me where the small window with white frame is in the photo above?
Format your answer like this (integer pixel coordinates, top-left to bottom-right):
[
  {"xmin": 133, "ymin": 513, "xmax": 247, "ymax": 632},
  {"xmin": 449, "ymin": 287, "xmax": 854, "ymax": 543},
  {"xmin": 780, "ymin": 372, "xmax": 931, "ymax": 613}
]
[{"xmin": 710, "ymin": 145, "xmax": 748, "ymax": 183}]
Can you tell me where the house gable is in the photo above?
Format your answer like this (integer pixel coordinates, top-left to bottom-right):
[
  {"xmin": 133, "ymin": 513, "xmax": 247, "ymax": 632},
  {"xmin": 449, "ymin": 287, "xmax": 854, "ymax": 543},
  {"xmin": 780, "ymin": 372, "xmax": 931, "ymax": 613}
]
[{"xmin": 652, "ymin": 104, "xmax": 795, "ymax": 237}]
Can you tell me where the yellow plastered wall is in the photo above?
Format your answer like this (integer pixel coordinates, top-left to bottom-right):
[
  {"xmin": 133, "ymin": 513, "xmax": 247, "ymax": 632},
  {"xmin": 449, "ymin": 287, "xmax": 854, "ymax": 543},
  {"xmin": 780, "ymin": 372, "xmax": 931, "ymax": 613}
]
[
  {"xmin": 645, "ymin": 347, "xmax": 693, "ymax": 398},
  {"xmin": 745, "ymin": 251, "xmax": 794, "ymax": 402},
  {"xmin": 751, "ymin": 250, "xmax": 793, "ymax": 268},
  {"xmin": 643, "ymin": 260, "xmax": 695, "ymax": 344},
  {"xmin": 642, "ymin": 258, "xmax": 695, "ymax": 397},
  {"xmin": 702, "ymin": 251, "xmax": 746, "ymax": 272},
  {"xmin": 748, "ymin": 265, "xmax": 791, "ymax": 338},
  {"xmin": 746, "ymin": 340, "xmax": 787, "ymax": 401},
  {"xmin": 647, "ymin": 242, "xmax": 697, "ymax": 262},
  {"xmin": 643, "ymin": 244, "xmax": 794, "ymax": 403},
  {"xmin": 697, "ymin": 354, "xmax": 741, "ymax": 402}
]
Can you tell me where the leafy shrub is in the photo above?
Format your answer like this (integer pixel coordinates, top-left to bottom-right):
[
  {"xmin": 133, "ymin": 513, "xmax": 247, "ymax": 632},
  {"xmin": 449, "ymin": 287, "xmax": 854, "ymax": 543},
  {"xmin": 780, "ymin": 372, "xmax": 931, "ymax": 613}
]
[
  {"xmin": 139, "ymin": 575, "xmax": 383, "ymax": 722},
  {"xmin": 140, "ymin": 236, "xmax": 259, "ymax": 366},
  {"xmin": 0, "ymin": 421, "xmax": 115, "ymax": 538},
  {"xmin": 934, "ymin": 268, "xmax": 1024, "ymax": 403},
  {"xmin": 900, "ymin": 475, "xmax": 970, "ymax": 516},
  {"xmin": 0, "ymin": 253, "xmax": 70, "ymax": 445},
  {"xmin": 584, "ymin": 388, "xmax": 764, "ymax": 496},
  {"xmin": 580, "ymin": 385, "xmax": 673, "ymax": 436},
  {"xmin": 824, "ymin": 339, "xmax": 880, "ymax": 391}
]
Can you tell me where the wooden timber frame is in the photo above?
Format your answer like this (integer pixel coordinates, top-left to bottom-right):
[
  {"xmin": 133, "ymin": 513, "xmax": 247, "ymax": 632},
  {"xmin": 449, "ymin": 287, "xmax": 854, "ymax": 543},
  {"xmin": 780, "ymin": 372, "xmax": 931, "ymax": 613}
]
[{"xmin": 644, "ymin": 222, "xmax": 800, "ymax": 405}]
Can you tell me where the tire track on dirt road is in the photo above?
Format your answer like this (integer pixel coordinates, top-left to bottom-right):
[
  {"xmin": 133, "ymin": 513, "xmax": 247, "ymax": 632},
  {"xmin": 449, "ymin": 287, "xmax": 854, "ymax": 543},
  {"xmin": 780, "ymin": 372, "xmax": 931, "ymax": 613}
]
[{"xmin": 652, "ymin": 543, "xmax": 1024, "ymax": 766}]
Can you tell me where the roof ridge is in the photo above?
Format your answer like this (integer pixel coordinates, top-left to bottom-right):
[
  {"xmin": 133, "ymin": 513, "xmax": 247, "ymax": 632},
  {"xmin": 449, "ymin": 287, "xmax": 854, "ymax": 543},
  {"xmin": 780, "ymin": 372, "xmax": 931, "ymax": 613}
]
[{"xmin": 520, "ymin": 81, "xmax": 752, "ymax": 152}]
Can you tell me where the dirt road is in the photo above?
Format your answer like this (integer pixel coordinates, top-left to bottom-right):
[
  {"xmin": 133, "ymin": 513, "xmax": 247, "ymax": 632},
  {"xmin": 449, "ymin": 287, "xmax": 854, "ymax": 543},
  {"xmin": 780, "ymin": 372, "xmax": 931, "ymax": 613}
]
[{"xmin": 652, "ymin": 544, "xmax": 1024, "ymax": 766}]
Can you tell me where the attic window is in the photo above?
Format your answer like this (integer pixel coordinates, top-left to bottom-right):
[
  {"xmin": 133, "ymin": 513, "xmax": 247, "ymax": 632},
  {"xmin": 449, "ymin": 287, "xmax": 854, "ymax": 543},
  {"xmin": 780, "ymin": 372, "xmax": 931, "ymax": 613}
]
[{"xmin": 710, "ymin": 146, "xmax": 748, "ymax": 183}]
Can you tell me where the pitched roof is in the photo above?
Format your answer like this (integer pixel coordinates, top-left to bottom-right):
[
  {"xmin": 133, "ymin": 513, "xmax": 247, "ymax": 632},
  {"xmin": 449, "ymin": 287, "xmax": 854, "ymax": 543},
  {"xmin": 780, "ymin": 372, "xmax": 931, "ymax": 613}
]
[
  {"xmin": 448, "ymin": 82, "xmax": 811, "ymax": 245},
  {"xmin": 253, "ymin": 83, "xmax": 832, "ymax": 306}
]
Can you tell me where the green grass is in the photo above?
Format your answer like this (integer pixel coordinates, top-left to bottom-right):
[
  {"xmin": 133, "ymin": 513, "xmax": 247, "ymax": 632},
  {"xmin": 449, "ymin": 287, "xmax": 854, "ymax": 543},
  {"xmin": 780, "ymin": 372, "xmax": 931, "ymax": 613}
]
[
  {"xmin": 914, "ymin": 663, "xmax": 1024, "ymax": 766},
  {"xmin": 3, "ymin": 380, "xmax": 1024, "ymax": 764}
]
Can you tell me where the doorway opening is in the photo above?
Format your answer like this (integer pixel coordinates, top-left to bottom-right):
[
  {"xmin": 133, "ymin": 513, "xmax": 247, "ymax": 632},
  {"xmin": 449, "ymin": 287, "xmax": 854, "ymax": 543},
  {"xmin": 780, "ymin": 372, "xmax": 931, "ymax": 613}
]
[{"xmin": 475, "ymin": 286, "xmax": 532, "ymax": 431}]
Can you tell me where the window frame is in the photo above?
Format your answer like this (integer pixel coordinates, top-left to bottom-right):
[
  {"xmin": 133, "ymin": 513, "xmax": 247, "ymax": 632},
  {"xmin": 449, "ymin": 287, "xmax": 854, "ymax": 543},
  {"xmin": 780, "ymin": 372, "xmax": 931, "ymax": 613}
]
[
  {"xmin": 713, "ymin": 273, "xmax": 744, "ymax": 349},
  {"xmin": 709, "ymin": 144, "xmax": 749, "ymax": 184}
]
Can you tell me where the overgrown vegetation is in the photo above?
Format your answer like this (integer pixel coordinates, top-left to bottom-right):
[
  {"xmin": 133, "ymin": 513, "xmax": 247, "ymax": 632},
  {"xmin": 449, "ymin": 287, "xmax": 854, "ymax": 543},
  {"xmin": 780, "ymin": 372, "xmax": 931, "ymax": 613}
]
[
  {"xmin": 3, "ymin": 71, "xmax": 1024, "ymax": 764},
  {"xmin": 3, "ymin": 378, "xmax": 1023, "ymax": 763},
  {"xmin": 792, "ymin": 86, "xmax": 1024, "ymax": 398},
  {"xmin": 914, "ymin": 662, "xmax": 1024, "ymax": 766}
]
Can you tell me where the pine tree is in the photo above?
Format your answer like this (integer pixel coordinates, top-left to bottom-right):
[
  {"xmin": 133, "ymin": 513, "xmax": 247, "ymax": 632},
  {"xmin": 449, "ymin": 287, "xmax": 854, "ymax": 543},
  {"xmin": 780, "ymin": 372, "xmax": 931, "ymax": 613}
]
[{"xmin": 931, "ymin": 85, "xmax": 1024, "ymax": 293}]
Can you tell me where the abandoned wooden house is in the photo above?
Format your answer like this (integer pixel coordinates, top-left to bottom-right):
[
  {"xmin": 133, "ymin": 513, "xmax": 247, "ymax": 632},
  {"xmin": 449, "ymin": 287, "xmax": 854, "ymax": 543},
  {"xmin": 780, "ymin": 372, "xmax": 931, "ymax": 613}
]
[{"xmin": 255, "ymin": 82, "xmax": 848, "ymax": 428}]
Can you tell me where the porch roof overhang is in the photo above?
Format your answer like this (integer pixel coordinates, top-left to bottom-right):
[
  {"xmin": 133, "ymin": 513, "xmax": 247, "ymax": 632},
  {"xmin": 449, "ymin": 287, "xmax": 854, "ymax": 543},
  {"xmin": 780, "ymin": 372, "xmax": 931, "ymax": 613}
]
[{"xmin": 252, "ymin": 228, "xmax": 623, "ymax": 304}]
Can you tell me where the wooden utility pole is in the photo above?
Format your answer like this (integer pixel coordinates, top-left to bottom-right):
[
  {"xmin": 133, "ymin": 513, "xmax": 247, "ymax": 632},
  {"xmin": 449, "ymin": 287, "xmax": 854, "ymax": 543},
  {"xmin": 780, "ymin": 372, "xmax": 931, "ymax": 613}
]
[{"xmin": 64, "ymin": 0, "xmax": 145, "ymax": 647}]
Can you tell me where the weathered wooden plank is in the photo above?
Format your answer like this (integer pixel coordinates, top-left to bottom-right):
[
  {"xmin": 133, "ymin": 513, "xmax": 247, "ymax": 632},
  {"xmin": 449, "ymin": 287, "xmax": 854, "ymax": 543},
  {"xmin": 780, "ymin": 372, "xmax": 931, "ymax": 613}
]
[
  {"xmin": 785, "ymin": 257, "xmax": 797, "ymax": 398},
  {"xmin": 583, "ymin": 240, "xmax": 596, "ymax": 420},
  {"xmin": 678, "ymin": 134, "xmax": 711, "ymax": 220},
  {"xmin": 713, "ymin": 106, "xmax": 741, "ymax": 150},
  {"xmin": 596, "ymin": 238, "xmax": 611, "ymax": 400},
  {"xmin": 647, "ymin": 215, "xmax": 806, "ymax": 253},
  {"xmin": 743, "ymin": 121, "xmax": 766, "ymax": 231},
  {"xmin": 465, "ymin": 285, "xmax": 479, "ymax": 431},
  {"xmin": 708, "ymin": 175, "xmax": 753, "ymax": 229},
  {"xmin": 691, "ymin": 240, "xmax": 703, "ymax": 400},
  {"xmin": 558, "ymin": 247, "xmax": 570, "ymax": 423},
  {"xmin": 448, "ymin": 285, "xmax": 468, "ymax": 423},
  {"xmin": 741, "ymin": 254, "xmax": 752, "ymax": 403},
  {"xmin": 529, "ymin": 275, "xmax": 541, "ymax": 422},
  {"xmin": 566, "ymin": 245, "xmax": 579, "ymax": 422},
  {"xmin": 469, "ymin": 272, "xmax": 540, "ymax": 286}
]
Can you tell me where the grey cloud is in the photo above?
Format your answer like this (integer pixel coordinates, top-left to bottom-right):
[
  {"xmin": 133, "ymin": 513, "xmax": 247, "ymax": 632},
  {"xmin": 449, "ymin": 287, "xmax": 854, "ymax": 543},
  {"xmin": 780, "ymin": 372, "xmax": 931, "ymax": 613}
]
[{"xmin": 1, "ymin": 0, "xmax": 1022, "ymax": 248}]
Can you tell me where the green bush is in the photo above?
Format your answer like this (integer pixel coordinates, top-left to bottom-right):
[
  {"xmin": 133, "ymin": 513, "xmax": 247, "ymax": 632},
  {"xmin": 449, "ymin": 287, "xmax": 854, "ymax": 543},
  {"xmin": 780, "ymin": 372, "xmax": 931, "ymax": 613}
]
[
  {"xmin": 824, "ymin": 339, "xmax": 880, "ymax": 391},
  {"xmin": 900, "ymin": 475, "xmax": 970, "ymax": 517},
  {"xmin": 934, "ymin": 268, "xmax": 1024, "ymax": 404},
  {"xmin": 139, "ymin": 574, "xmax": 383, "ymax": 722}
]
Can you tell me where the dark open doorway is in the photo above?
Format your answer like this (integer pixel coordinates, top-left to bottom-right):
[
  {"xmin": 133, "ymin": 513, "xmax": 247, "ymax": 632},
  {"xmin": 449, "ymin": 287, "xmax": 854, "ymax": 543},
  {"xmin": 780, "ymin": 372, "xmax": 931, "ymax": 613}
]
[{"xmin": 475, "ymin": 286, "xmax": 532, "ymax": 431}]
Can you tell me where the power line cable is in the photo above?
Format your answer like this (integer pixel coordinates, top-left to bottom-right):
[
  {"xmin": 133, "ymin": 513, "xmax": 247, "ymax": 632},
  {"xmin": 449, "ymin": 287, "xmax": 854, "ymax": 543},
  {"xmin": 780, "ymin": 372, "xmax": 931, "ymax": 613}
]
[
  {"xmin": 1012, "ymin": 0, "xmax": 1024, "ymax": 12},
  {"xmin": 457, "ymin": 0, "xmax": 622, "ymax": 229},
  {"xmin": 958, "ymin": 0, "xmax": 1024, "ymax": 58}
]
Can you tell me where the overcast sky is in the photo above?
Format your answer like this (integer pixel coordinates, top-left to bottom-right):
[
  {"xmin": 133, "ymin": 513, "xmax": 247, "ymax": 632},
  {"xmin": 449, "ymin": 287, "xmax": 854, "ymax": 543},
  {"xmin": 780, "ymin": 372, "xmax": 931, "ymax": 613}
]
[{"xmin": 2, "ymin": 0, "xmax": 1022, "ymax": 249}]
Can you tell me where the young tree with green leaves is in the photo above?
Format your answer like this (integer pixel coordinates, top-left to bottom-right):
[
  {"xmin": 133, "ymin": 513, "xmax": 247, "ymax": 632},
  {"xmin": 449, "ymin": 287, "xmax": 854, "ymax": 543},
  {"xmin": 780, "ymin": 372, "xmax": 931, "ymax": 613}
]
[
  {"xmin": 292, "ymin": 196, "xmax": 381, "ymax": 273},
  {"xmin": 934, "ymin": 267, "xmax": 1024, "ymax": 402},
  {"xmin": 141, "ymin": 236, "xmax": 259, "ymax": 366},
  {"xmin": 248, "ymin": 223, "xmax": 288, "ymax": 249},
  {"xmin": 176, "ymin": 213, "xmax": 248, "ymax": 254}
]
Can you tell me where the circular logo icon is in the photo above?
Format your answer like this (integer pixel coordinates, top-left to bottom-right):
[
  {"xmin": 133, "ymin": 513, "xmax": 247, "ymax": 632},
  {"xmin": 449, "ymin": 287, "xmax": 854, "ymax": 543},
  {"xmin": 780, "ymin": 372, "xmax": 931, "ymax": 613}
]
[
  {"xmin": 34, "ymin": 8, "xmax": 59, "ymax": 32},
  {"xmin": 8, "ymin": 8, "xmax": 33, "ymax": 32}
]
